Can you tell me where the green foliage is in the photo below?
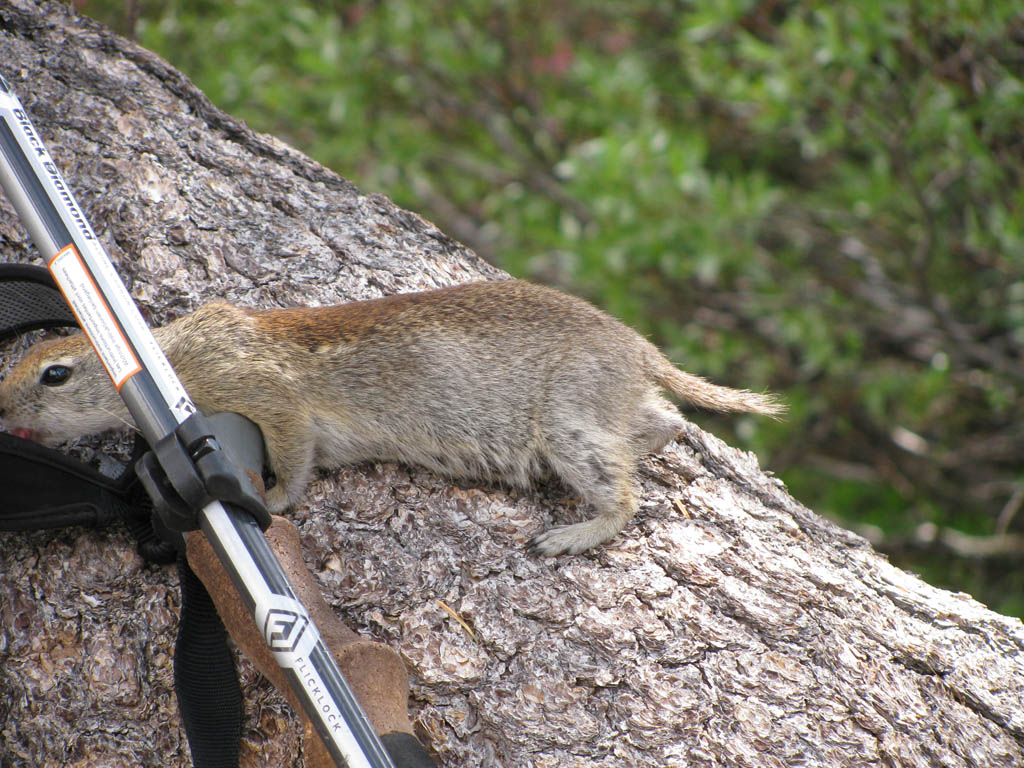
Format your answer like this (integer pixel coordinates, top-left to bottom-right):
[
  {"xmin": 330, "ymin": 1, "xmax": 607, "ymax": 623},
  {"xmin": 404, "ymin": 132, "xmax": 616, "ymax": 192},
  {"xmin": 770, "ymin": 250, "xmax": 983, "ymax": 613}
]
[{"xmin": 82, "ymin": 0, "xmax": 1024, "ymax": 614}]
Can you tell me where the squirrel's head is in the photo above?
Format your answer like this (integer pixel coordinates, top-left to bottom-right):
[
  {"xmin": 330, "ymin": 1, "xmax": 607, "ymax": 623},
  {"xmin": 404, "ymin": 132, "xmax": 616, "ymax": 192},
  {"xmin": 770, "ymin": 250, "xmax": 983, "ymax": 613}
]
[{"xmin": 0, "ymin": 333, "xmax": 130, "ymax": 446}]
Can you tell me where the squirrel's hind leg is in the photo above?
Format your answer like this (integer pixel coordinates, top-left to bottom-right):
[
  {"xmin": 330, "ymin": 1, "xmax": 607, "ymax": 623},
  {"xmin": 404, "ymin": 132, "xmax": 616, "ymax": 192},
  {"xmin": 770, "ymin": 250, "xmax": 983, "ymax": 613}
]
[{"xmin": 529, "ymin": 437, "xmax": 638, "ymax": 556}]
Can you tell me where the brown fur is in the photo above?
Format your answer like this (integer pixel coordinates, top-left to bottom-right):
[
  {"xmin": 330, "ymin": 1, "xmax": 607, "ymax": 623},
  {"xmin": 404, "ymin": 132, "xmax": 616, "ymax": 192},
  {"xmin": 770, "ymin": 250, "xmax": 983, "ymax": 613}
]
[{"xmin": 0, "ymin": 280, "xmax": 783, "ymax": 555}]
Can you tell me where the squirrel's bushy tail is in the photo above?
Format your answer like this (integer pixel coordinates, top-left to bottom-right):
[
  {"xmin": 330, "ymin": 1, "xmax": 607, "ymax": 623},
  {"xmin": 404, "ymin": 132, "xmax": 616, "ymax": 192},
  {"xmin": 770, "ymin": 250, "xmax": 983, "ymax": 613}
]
[{"xmin": 652, "ymin": 357, "xmax": 785, "ymax": 417}]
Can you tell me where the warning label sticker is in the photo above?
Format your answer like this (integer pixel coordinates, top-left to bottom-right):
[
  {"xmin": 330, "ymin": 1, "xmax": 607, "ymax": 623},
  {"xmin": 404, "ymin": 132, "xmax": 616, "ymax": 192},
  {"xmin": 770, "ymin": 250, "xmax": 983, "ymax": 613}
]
[{"xmin": 49, "ymin": 245, "xmax": 142, "ymax": 389}]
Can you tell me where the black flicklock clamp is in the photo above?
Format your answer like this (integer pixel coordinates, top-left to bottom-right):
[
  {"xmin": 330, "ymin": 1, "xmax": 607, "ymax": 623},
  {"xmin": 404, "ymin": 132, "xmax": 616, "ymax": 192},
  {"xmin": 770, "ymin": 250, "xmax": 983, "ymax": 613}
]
[{"xmin": 137, "ymin": 409, "xmax": 272, "ymax": 533}]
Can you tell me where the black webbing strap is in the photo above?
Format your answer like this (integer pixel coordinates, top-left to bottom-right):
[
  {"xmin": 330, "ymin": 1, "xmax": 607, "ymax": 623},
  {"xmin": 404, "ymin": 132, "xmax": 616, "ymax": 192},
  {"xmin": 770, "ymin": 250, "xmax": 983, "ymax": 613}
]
[
  {"xmin": 0, "ymin": 263, "xmax": 241, "ymax": 767},
  {"xmin": 175, "ymin": 555, "xmax": 243, "ymax": 768}
]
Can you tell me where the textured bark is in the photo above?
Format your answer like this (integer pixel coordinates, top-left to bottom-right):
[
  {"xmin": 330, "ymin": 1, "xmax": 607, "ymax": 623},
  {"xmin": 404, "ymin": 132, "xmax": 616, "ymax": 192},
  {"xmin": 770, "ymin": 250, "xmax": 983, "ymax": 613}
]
[{"xmin": 1, "ymin": 2, "xmax": 1022, "ymax": 767}]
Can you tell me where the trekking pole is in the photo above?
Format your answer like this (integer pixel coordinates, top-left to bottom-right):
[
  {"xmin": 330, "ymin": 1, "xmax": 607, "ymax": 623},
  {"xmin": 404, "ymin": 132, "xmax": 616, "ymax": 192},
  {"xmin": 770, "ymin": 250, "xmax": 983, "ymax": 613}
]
[{"xmin": 0, "ymin": 72, "xmax": 396, "ymax": 768}]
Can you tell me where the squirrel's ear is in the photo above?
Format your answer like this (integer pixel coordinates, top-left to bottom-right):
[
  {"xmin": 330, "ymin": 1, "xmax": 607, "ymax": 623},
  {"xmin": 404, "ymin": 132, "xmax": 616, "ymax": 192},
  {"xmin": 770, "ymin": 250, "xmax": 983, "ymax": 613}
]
[{"xmin": 40, "ymin": 365, "xmax": 72, "ymax": 386}]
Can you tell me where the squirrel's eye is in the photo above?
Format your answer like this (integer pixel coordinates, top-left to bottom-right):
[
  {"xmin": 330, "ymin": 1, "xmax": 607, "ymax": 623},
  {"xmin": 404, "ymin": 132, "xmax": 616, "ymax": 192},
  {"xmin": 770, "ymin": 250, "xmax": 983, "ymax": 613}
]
[{"xmin": 40, "ymin": 365, "xmax": 72, "ymax": 386}]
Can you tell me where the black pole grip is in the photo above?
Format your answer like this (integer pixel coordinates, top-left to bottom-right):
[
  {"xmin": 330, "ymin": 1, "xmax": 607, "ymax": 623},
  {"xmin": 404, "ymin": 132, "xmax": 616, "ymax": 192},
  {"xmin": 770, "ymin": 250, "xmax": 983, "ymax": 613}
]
[{"xmin": 380, "ymin": 733, "xmax": 439, "ymax": 768}]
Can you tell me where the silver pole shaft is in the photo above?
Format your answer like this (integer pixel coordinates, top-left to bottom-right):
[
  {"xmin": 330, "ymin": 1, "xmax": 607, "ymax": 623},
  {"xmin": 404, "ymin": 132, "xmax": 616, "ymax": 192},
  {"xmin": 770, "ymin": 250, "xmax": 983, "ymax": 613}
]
[{"xmin": 0, "ymin": 72, "xmax": 394, "ymax": 768}]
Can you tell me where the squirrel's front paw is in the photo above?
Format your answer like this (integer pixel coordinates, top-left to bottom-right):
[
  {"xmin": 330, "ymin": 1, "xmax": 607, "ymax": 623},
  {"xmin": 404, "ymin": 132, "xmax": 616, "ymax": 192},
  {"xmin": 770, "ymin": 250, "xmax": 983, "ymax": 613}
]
[{"xmin": 263, "ymin": 484, "xmax": 291, "ymax": 513}]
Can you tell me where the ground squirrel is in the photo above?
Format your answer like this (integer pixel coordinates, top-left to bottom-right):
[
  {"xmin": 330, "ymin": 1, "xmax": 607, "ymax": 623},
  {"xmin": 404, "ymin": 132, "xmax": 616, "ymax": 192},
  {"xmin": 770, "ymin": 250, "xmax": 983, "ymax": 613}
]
[{"xmin": 0, "ymin": 279, "xmax": 783, "ymax": 555}]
